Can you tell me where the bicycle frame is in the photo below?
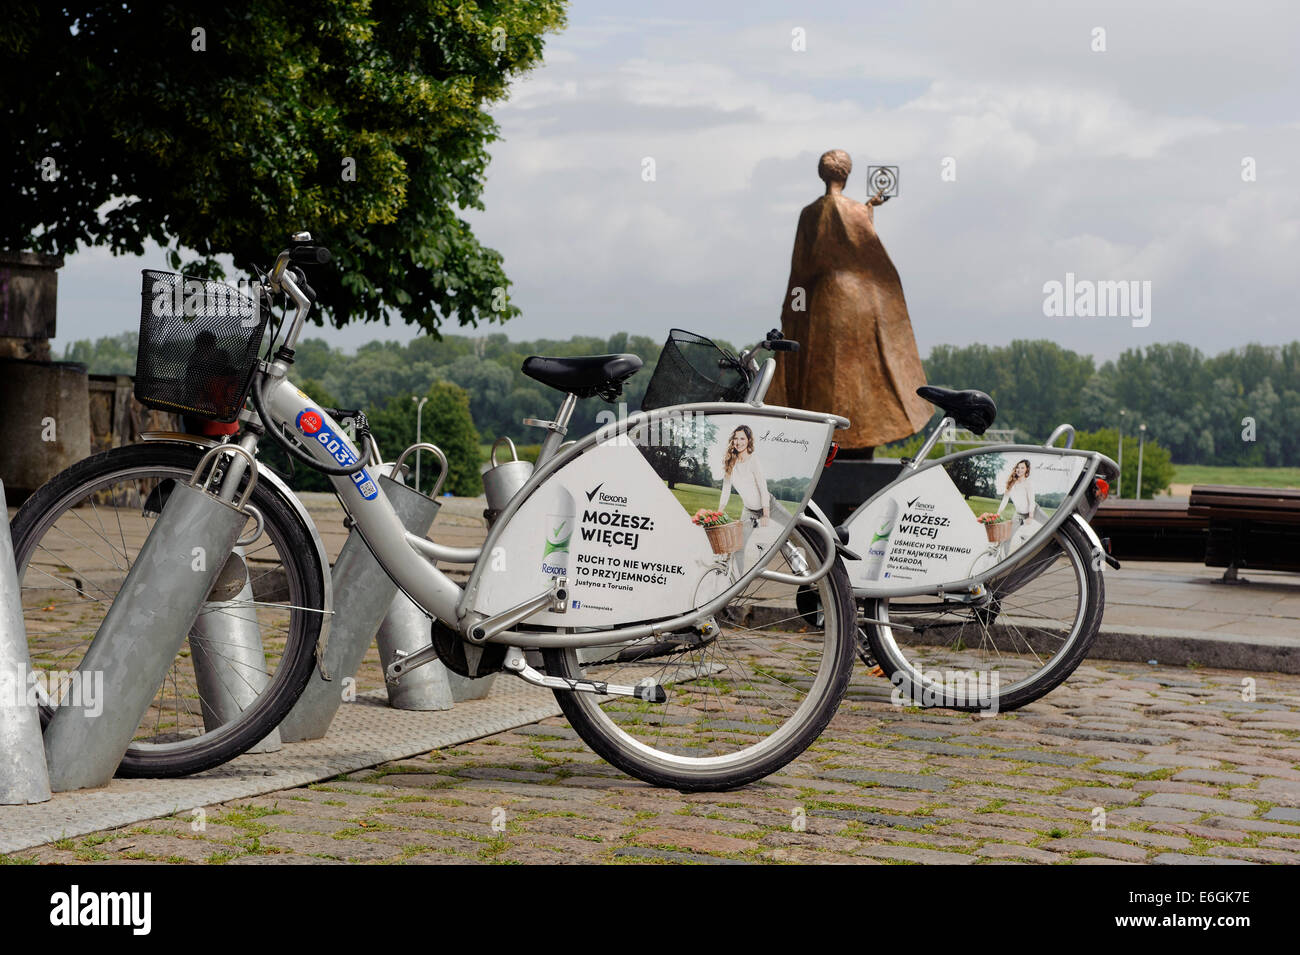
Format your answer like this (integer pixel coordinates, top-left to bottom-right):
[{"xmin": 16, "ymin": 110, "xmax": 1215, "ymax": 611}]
[
  {"xmin": 841, "ymin": 415, "xmax": 1118, "ymax": 600},
  {"xmin": 256, "ymin": 374, "xmax": 845, "ymax": 647},
  {"xmin": 228, "ymin": 267, "xmax": 848, "ymax": 654}
]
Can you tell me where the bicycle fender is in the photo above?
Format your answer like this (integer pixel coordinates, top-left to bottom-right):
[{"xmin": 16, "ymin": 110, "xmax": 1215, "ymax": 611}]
[{"xmin": 1071, "ymin": 512, "xmax": 1117, "ymax": 571}]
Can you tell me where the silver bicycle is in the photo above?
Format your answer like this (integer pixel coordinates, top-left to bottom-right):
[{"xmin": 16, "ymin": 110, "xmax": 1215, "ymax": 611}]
[
  {"xmin": 14, "ymin": 235, "xmax": 858, "ymax": 792},
  {"xmin": 841, "ymin": 395, "xmax": 1121, "ymax": 712}
]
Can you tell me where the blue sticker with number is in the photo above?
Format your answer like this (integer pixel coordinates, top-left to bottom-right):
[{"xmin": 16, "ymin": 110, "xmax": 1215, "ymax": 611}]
[{"xmin": 296, "ymin": 407, "xmax": 378, "ymax": 500}]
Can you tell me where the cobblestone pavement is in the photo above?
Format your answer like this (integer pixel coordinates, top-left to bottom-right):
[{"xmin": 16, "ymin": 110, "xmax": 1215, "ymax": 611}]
[{"xmin": 8, "ymin": 658, "xmax": 1300, "ymax": 865}]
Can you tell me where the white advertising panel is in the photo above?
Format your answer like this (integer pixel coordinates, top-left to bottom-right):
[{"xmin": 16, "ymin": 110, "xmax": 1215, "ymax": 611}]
[
  {"xmin": 845, "ymin": 449, "xmax": 1089, "ymax": 592},
  {"xmin": 472, "ymin": 412, "xmax": 833, "ymax": 627}
]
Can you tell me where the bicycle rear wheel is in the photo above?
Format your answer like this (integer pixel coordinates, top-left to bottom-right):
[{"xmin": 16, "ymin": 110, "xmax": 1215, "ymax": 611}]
[
  {"xmin": 12, "ymin": 441, "xmax": 325, "ymax": 776},
  {"xmin": 543, "ymin": 524, "xmax": 855, "ymax": 792},
  {"xmin": 862, "ymin": 519, "xmax": 1104, "ymax": 712}
]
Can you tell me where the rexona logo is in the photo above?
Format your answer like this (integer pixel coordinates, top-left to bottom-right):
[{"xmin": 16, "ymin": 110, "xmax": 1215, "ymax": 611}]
[
  {"xmin": 49, "ymin": 885, "xmax": 151, "ymax": 935},
  {"xmin": 585, "ymin": 482, "xmax": 627, "ymax": 507}
]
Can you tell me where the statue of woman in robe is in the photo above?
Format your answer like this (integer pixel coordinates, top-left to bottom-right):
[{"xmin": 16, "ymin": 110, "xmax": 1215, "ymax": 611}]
[{"xmin": 767, "ymin": 149, "xmax": 932, "ymax": 456}]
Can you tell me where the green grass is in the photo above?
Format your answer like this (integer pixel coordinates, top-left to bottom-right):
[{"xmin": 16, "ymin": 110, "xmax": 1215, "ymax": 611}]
[
  {"xmin": 1171, "ymin": 465, "xmax": 1300, "ymax": 489},
  {"xmin": 964, "ymin": 495, "xmax": 1059, "ymax": 521},
  {"xmin": 667, "ymin": 482, "xmax": 801, "ymax": 520},
  {"xmin": 669, "ymin": 482, "xmax": 742, "ymax": 519}
]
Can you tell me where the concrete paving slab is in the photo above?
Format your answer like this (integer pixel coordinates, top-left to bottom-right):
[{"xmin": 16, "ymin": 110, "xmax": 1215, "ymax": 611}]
[{"xmin": 0, "ymin": 680, "xmax": 559, "ymax": 854}]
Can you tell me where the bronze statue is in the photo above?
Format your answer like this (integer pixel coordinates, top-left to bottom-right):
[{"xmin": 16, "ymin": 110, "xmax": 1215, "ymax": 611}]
[{"xmin": 768, "ymin": 149, "xmax": 931, "ymax": 455}]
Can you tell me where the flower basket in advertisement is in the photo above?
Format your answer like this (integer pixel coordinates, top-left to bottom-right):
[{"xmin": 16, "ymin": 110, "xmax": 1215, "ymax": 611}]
[
  {"xmin": 693, "ymin": 508, "xmax": 744, "ymax": 554},
  {"xmin": 704, "ymin": 521, "xmax": 744, "ymax": 554},
  {"xmin": 982, "ymin": 518, "xmax": 1012, "ymax": 543}
]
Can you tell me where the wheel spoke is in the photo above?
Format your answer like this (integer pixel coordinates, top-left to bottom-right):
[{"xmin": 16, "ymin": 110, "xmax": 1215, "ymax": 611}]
[{"xmin": 15, "ymin": 450, "xmax": 319, "ymax": 771}]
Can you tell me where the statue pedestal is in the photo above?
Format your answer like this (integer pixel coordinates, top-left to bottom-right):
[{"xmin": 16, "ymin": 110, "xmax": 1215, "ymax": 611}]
[{"xmin": 812, "ymin": 458, "xmax": 904, "ymax": 526}]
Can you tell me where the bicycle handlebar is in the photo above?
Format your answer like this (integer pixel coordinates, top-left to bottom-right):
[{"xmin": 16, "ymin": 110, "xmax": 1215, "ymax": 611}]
[
  {"xmin": 290, "ymin": 244, "xmax": 331, "ymax": 266},
  {"xmin": 737, "ymin": 329, "xmax": 800, "ymax": 372}
]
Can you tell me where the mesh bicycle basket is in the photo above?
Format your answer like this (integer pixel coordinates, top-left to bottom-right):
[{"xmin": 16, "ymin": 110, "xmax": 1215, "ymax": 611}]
[
  {"xmin": 641, "ymin": 329, "xmax": 750, "ymax": 411},
  {"xmin": 135, "ymin": 270, "xmax": 271, "ymax": 422}
]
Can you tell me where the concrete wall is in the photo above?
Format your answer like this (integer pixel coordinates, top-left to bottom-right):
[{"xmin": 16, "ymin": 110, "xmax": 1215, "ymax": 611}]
[
  {"xmin": 87, "ymin": 374, "xmax": 180, "ymax": 456},
  {"xmin": 0, "ymin": 252, "xmax": 62, "ymax": 361},
  {"xmin": 0, "ymin": 359, "xmax": 91, "ymax": 501}
]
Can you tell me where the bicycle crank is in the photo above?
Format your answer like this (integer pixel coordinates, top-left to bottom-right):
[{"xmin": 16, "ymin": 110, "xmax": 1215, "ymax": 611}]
[{"xmin": 501, "ymin": 647, "xmax": 667, "ymax": 703}]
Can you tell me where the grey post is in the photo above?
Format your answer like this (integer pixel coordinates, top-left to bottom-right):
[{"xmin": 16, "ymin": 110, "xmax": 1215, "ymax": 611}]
[
  {"xmin": 43, "ymin": 481, "xmax": 250, "ymax": 791},
  {"xmin": 278, "ymin": 475, "xmax": 441, "ymax": 741},
  {"xmin": 375, "ymin": 591, "xmax": 453, "ymax": 710},
  {"xmin": 445, "ymin": 668, "xmax": 498, "ymax": 702},
  {"xmin": 0, "ymin": 479, "xmax": 51, "ymax": 804},
  {"xmin": 189, "ymin": 546, "xmax": 281, "ymax": 753}
]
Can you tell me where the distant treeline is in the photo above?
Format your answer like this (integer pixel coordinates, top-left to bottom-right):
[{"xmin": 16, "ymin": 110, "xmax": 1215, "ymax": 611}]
[{"xmin": 63, "ymin": 333, "xmax": 1300, "ymax": 467}]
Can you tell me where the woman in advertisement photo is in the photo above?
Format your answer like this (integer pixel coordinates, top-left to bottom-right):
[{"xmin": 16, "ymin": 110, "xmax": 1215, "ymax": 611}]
[
  {"xmin": 995, "ymin": 458, "xmax": 1044, "ymax": 550},
  {"xmin": 718, "ymin": 425, "xmax": 770, "ymax": 572}
]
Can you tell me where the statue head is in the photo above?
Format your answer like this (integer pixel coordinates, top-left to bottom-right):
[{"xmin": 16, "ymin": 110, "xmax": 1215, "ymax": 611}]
[{"xmin": 818, "ymin": 149, "xmax": 851, "ymax": 194}]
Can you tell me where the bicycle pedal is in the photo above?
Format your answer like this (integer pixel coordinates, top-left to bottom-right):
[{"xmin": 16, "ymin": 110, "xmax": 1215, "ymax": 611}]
[{"xmin": 502, "ymin": 647, "xmax": 666, "ymax": 702}]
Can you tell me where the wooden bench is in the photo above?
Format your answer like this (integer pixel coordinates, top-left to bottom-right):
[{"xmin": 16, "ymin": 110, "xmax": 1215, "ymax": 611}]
[
  {"xmin": 1090, "ymin": 498, "xmax": 1207, "ymax": 563},
  {"xmin": 1188, "ymin": 484, "xmax": 1300, "ymax": 579}
]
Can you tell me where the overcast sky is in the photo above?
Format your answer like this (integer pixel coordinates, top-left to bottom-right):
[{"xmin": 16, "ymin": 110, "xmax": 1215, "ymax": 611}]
[{"xmin": 52, "ymin": 0, "xmax": 1299, "ymax": 362}]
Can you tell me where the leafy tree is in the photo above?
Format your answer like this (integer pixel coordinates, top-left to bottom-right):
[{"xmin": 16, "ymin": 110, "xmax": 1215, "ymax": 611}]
[
  {"xmin": 366, "ymin": 381, "xmax": 481, "ymax": 495},
  {"xmin": 61, "ymin": 332, "xmax": 138, "ymax": 374},
  {"xmin": 61, "ymin": 329, "xmax": 1300, "ymax": 473},
  {"xmin": 946, "ymin": 453, "xmax": 1002, "ymax": 499},
  {"xmin": 925, "ymin": 339, "xmax": 1094, "ymax": 440},
  {"xmin": 3, "ymin": 1, "xmax": 567, "ymax": 334},
  {"xmin": 636, "ymin": 413, "xmax": 717, "ymax": 489},
  {"xmin": 1073, "ymin": 428, "xmax": 1174, "ymax": 499}
]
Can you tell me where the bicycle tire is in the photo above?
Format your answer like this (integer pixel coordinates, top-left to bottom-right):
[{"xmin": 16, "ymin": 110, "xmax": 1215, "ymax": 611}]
[
  {"xmin": 862, "ymin": 518, "xmax": 1104, "ymax": 713},
  {"xmin": 12, "ymin": 442, "xmax": 325, "ymax": 777},
  {"xmin": 542, "ymin": 524, "xmax": 856, "ymax": 792}
]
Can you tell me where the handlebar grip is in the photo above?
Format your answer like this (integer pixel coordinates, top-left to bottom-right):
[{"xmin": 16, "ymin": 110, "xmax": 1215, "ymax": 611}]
[
  {"xmin": 289, "ymin": 245, "xmax": 331, "ymax": 265},
  {"xmin": 767, "ymin": 339, "xmax": 799, "ymax": 352},
  {"xmin": 288, "ymin": 267, "xmax": 317, "ymax": 304}
]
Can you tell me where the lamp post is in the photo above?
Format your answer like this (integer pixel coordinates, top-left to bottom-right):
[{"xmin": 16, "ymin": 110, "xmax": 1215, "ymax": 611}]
[
  {"xmin": 1117, "ymin": 409, "xmax": 1126, "ymax": 498},
  {"xmin": 1136, "ymin": 424, "xmax": 1146, "ymax": 501},
  {"xmin": 412, "ymin": 395, "xmax": 428, "ymax": 492}
]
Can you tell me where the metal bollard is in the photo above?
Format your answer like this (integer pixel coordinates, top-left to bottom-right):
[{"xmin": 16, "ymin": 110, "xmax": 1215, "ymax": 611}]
[
  {"xmin": 278, "ymin": 475, "xmax": 440, "ymax": 741},
  {"xmin": 445, "ymin": 669, "xmax": 498, "ymax": 702},
  {"xmin": 0, "ymin": 479, "xmax": 51, "ymax": 804},
  {"xmin": 375, "ymin": 592, "xmax": 454, "ymax": 710},
  {"xmin": 189, "ymin": 546, "xmax": 281, "ymax": 753},
  {"xmin": 43, "ymin": 479, "xmax": 251, "ymax": 791}
]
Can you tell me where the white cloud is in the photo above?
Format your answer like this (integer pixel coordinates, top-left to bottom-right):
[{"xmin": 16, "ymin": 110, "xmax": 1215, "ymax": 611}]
[{"xmin": 52, "ymin": 0, "xmax": 1300, "ymax": 364}]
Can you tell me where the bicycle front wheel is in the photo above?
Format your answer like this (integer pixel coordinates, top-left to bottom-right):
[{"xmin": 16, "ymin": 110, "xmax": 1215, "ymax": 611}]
[
  {"xmin": 543, "ymin": 524, "xmax": 855, "ymax": 792},
  {"xmin": 12, "ymin": 441, "xmax": 326, "ymax": 777},
  {"xmin": 862, "ymin": 518, "xmax": 1104, "ymax": 713}
]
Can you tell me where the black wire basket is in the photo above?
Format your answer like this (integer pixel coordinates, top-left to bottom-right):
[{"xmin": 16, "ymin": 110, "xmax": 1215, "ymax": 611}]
[
  {"xmin": 134, "ymin": 270, "xmax": 270, "ymax": 422},
  {"xmin": 640, "ymin": 329, "xmax": 750, "ymax": 411}
]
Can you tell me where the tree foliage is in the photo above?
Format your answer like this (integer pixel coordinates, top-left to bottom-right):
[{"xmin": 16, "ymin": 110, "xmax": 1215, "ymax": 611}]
[
  {"xmin": 946, "ymin": 453, "xmax": 1001, "ymax": 499},
  {"xmin": 63, "ymin": 332, "xmax": 1300, "ymax": 474},
  {"xmin": 1073, "ymin": 428, "xmax": 1175, "ymax": 500},
  {"xmin": 914, "ymin": 339, "xmax": 1300, "ymax": 467},
  {"xmin": 367, "ymin": 380, "xmax": 481, "ymax": 495},
  {"xmin": 635, "ymin": 413, "xmax": 717, "ymax": 489},
  {"xmin": 3, "ymin": 1, "xmax": 567, "ymax": 334}
]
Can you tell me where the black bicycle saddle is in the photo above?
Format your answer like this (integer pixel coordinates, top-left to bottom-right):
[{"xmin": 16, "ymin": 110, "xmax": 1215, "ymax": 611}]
[{"xmin": 916, "ymin": 386, "xmax": 997, "ymax": 435}]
